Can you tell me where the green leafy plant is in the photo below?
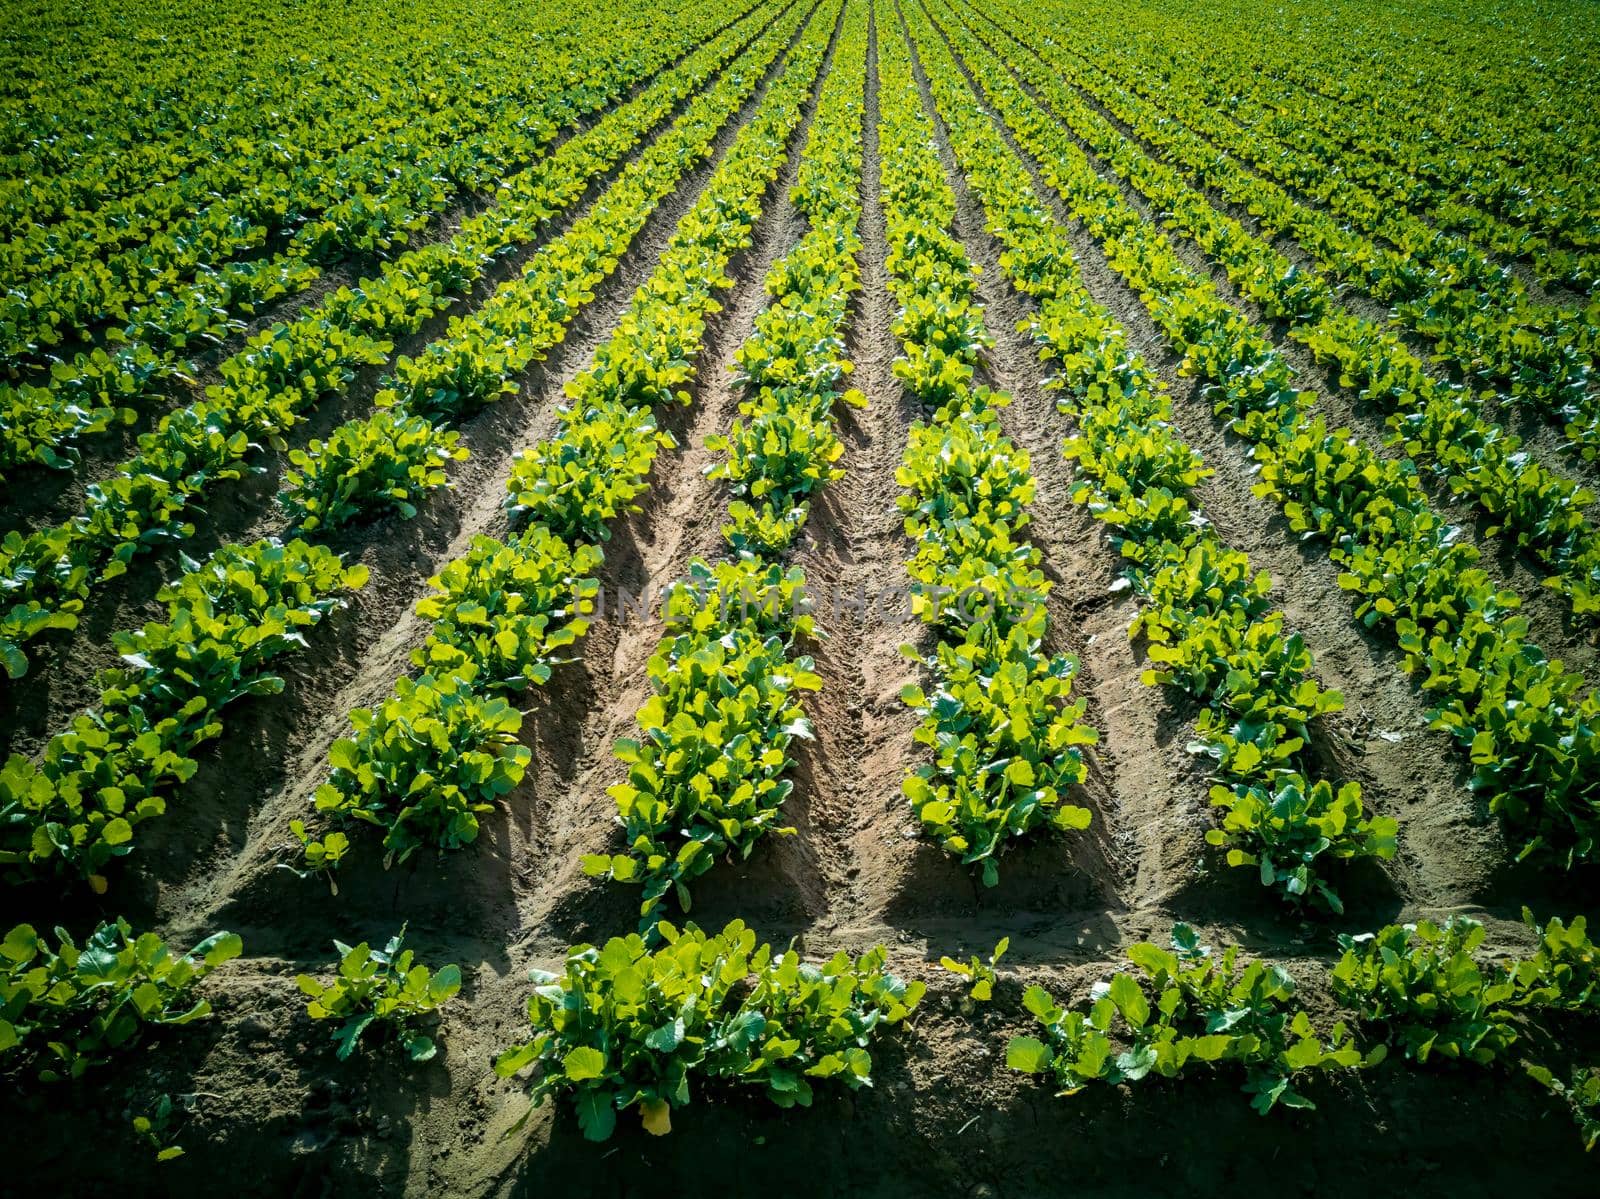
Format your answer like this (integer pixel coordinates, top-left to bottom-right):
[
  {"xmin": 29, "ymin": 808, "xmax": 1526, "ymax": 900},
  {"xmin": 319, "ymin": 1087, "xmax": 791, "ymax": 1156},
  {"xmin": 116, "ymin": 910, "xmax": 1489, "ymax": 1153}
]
[
  {"xmin": 1330, "ymin": 917, "xmax": 1517, "ymax": 1065},
  {"xmin": 279, "ymin": 411, "xmax": 466, "ymax": 534},
  {"xmin": 282, "ymin": 819, "xmax": 351, "ymax": 892},
  {"xmin": 1506, "ymin": 907, "xmax": 1599, "ymax": 1011},
  {"xmin": 313, "ymin": 669, "xmax": 530, "ymax": 864},
  {"xmin": 900, "ymin": 626, "xmax": 1097, "ymax": 885},
  {"xmin": 1, "ymin": 538, "xmax": 365, "ymax": 886},
  {"xmin": 1334, "ymin": 911, "xmax": 1600, "ymax": 1069},
  {"xmin": 585, "ymin": 560, "xmax": 821, "ymax": 919},
  {"xmin": 132, "ymin": 1093, "xmax": 187, "ymax": 1162},
  {"xmin": 940, "ymin": 936, "xmax": 1008, "ymax": 1005},
  {"xmin": 0, "ymin": 919, "xmax": 242, "ymax": 1081},
  {"xmin": 493, "ymin": 919, "xmax": 924, "ymax": 1141},
  {"xmin": 297, "ymin": 926, "xmax": 461, "ymax": 1062},
  {"xmin": 411, "ymin": 529, "xmax": 600, "ymax": 691},
  {"xmin": 1008, "ymin": 923, "xmax": 1367, "ymax": 1113}
]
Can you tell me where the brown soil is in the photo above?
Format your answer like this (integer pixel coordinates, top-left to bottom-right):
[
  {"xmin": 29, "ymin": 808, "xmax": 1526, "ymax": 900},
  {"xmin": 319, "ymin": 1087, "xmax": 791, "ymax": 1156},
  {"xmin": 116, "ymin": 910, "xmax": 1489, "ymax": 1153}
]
[{"xmin": 2, "ymin": 2, "xmax": 1597, "ymax": 1196}]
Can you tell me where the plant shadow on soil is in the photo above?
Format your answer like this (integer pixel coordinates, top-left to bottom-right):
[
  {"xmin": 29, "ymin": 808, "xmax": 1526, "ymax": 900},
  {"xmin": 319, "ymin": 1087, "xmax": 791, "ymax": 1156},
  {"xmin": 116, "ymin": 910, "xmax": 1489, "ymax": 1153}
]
[
  {"xmin": 0, "ymin": 964, "xmax": 458, "ymax": 1197},
  {"xmin": 6, "ymin": 974, "xmax": 1599, "ymax": 1199},
  {"xmin": 487, "ymin": 999, "xmax": 1598, "ymax": 1199}
]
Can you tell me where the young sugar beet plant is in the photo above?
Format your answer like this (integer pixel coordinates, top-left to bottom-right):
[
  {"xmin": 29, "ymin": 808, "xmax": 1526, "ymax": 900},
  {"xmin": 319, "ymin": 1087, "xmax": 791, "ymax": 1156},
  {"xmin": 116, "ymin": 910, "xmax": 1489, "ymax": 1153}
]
[
  {"xmin": 1007, "ymin": 923, "xmax": 1372, "ymax": 1114},
  {"xmin": 897, "ymin": 0, "xmax": 1395, "ymax": 911},
  {"xmin": 1, "ymin": 918, "xmax": 242, "ymax": 1083},
  {"xmin": 909, "ymin": 0, "xmax": 1600, "ymax": 871},
  {"xmin": 298, "ymin": 926, "xmax": 461, "ymax": 1062},
  {"xmin": 584, "ymin": 1, "xmax": 867, "ymax": 921},
  {"xmin": 1331, "ymin": 910, "xmax": 1598, "ymax": 1065},
  {"xmin": 277, "ymin": 411, "xmax": 467, "ymax": 536},
  {"xmin": 877, "ymin": 12, "xmax": 1096, "ymax": 888},
  {"xmin": 941, "ymin": 937, "xmax": 1009, "ymax": 1009},
  {"xmin": 493, "ymin": 919, "xmax": 923, "ymax": 1140},
  {"xmin": 298, "ymin": 0, "xmax": 840, "ymax": 875}
]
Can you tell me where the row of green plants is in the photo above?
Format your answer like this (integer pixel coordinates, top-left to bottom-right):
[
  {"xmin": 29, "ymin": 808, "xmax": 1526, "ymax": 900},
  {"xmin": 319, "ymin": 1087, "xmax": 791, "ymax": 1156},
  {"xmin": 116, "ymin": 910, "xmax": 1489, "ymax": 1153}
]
[
  {"xmin": 1009, "ymin": 910, "xmax": 1600, "ymax": 1146},
  {"xmin": 1, "ymin": 918, "xmax": 241, "ymax": 1082},
  {"xmin": 6, "ymin": 903, "xmax": 1593, "ymax": 1150},
  {"xmin": 586, "ymin": 1, "xmax": 867, "ymax": 920},
  {"xmin": 0, "ymin": 0, "xmax": 756, "ymax": 478},
  {"xmin": 1, "ymin": 915, "xmax": 460, "ymax": 1097},
  {"xmin": 494, "ymin": 918, "xmax": 923, "ymax": 1141},
  {"xmin": 878, "ymin": 6, "xmax": 1097, "ymax": 887},
  {"xmin": 924, "ymin": 0, "xmax": 1600, "ymax": 868},
  {"xmin": 0, "ymin": 539, "xmax": 368, "ymax": 885},
  {"xmin": 585, "ymin": 563, "xmax": 823, "ymax": 918},
  {"xmin": 939, "ymin": 0, "xmax": 1600, "ymax": 611},
  {"xmin": 301, "ymin": 0, "xmax": 842, "ymax": 874},
  {"xmin": 6, "ymin": 912, "xmax": 916, "ymax": 1153},
  {"xmin": 0, "ymin": 0, "xmax": 794, "ymax": 679},
  {"xmin": 902, "ymin": 0, "xmax": 1396, "ymax": 911}
]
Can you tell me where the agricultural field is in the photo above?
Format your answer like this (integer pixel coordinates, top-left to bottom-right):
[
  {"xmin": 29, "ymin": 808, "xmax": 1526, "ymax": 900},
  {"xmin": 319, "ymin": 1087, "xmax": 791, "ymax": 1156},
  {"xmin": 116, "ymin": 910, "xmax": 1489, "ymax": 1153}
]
[{"xmin": 4, "ymin": 0, "xmax": 1600, "ymax": 1192}]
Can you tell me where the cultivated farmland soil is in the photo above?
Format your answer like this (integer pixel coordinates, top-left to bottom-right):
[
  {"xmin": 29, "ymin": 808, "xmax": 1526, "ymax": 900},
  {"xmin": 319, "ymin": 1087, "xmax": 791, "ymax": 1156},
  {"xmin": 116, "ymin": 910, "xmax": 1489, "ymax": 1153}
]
[{"xmin": 3, "ymin": 0, "xmax": 1598, "ymax": 1195}]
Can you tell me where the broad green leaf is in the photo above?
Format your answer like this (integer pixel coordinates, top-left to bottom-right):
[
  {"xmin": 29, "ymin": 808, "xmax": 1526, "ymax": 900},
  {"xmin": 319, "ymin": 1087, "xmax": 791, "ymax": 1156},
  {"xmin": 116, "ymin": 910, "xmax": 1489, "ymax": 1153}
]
[
  {"xmin": 1006, "ymin": 1036, "xmax": 1052, "ymax": 1073},
  {"xmin": 562, "ymin": 1045, "xmax": 607, "ymax": 1082}
]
